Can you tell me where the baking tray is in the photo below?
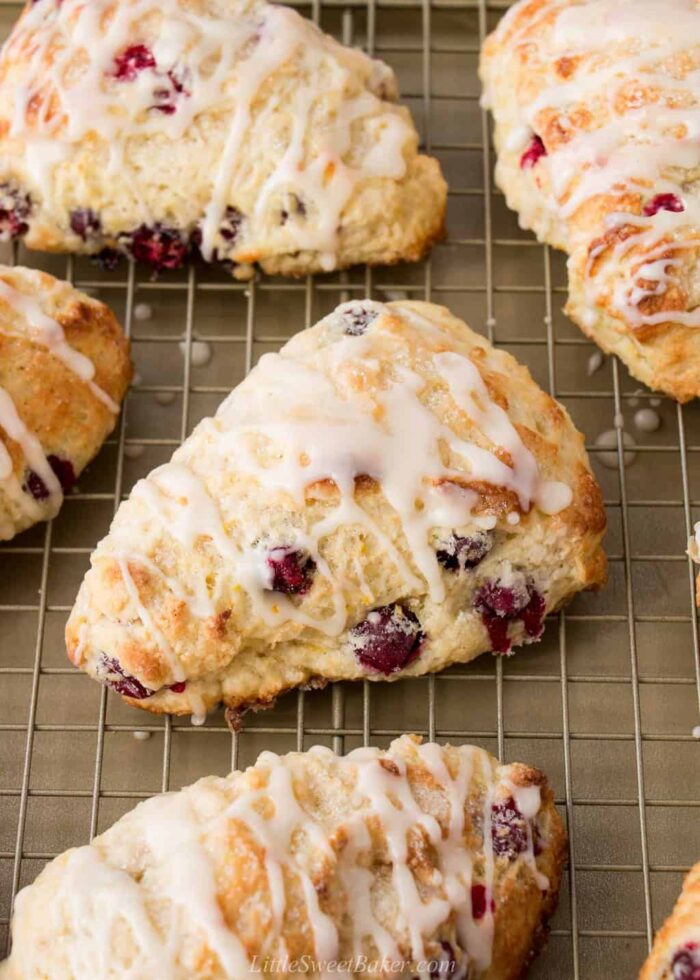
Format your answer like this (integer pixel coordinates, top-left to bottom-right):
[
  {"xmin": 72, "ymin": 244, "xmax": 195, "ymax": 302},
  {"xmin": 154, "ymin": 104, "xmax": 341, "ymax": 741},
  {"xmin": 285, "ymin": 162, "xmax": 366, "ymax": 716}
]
[{"xmin": 0, "ymin": 1, "xmax": 699, "ymax": 976}]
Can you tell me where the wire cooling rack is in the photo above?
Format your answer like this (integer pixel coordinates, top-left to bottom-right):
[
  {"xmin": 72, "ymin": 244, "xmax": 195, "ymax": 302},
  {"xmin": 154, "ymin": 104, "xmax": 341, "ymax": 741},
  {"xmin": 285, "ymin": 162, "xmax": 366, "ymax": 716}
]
[{"xmin": 0, "ymin": 1, "xmax": 699, "ymax": 976}]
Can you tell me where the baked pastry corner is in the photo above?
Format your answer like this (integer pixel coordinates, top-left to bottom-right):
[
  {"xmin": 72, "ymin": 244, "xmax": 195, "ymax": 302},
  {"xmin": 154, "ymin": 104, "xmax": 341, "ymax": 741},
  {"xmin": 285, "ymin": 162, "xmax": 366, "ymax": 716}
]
[
  {"xmin": 0, "ymin": 264, "xmax": 131, "ymax": 540},
  {"xmin": 639, "ymin": 861, "xmax": 700, "ymax": 979}
]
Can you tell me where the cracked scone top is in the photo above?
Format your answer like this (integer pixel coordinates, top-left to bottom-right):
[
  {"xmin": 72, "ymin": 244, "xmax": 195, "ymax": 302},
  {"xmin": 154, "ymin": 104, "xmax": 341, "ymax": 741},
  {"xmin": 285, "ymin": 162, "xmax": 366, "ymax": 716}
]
[
  {"xmin": 0, "ymin": 736, "xmax": 567, "ymax": 979},
  {"xmin": 0, "ymin": 0, "xmax": 446, "ymax": 278},
  {"xmin": 480, "ymin": 0, "xmax": 700, "ymax": 402},
  {"xmin": 0, "ymin": 264, "xmax": 131, "ymax": 541},
  {"xmin": 66, "ymin": 300, "xmax": 606, "ymax": 722}
]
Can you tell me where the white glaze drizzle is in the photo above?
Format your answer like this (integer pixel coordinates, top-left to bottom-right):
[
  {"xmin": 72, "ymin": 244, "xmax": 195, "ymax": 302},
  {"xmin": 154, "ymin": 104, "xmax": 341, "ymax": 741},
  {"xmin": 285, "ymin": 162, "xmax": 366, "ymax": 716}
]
[
  {"xmin": 484, "ymin": 0, "xmax": 700, "ymax": 330},
  {"xmin": 0, "ymin": 384, "xmax": 61, "ymax": 522},
  {"xmin": 0, "ymin": 272, "xmax": 119, "ymax": 530},
  {"xmin": 0, "ymin": 277, "xmax": 118, "ymax": 412},
  {"xmin": 109, "ymin": 304, "xmax": 571, "ymax": 656},
  {"xmin": 7, "ymin": 0, "xmax": 413, "ymax": 268},
  {"xmin": 7, "ymin": 740, "xmax": 549, "ymax": 979}
]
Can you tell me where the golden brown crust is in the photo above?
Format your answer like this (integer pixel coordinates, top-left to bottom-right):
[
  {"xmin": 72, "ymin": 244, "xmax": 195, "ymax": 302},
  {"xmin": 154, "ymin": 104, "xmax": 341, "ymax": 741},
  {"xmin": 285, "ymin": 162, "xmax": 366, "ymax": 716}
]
[
  {"xmin": 0, "ymin": 265, "xmax": 131, "ymax": 540},
  {"xmin": 66, "ymin": 299, "xmax": 606, "ymax": 720},
  {"xmin": 480, "ymin": 0, "xmax": 700, "ymax": 402},
  {"xmin": 0, "ymin": 736, "xmax": 568, "ymax": 980},
  {"xmin": 639, "ymin": 862, "xmax": 700, "ymax": 979}
]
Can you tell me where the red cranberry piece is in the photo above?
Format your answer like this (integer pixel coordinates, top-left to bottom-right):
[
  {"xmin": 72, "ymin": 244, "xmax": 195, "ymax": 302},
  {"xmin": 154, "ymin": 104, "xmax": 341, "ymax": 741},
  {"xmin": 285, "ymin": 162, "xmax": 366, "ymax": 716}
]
[
  {"xmin": 643, "ymin": 193, "xmax": 685, "ymax": 217},
  {"xmin": 350, "ymin": 603, "xmax": 424, "ymax": 675},
  {"xmin": 491, "ymin": 796, "xmax": 528, "ymax": 859},
  {"xmin": 436, "ymin": 531, "xmax": 493, "ymax": 572},
  {"xmin": 151, "ymin": 68, "xmax": 189, "ymax": 115},
  {"xmin": 480, "ymin": 610, "xmax": 512, "ymax": 654},
  {"xmin": 127, "ymin": 224, "xmax": 188, "ymax": 271},
  {"xmin": 113, "ymin": 44, "xmax": 156, "ymax": 81},
  {"xmin": 97, "ymin": 654, "xmax": 155, "ymax": 700},
  {"xmin": 520, "ymin": 134, "xmax": 547, "ymax": 170},
  {"xmin": 471, "ymin": 883, "xmax": 495, "ymax": 920},
  {"xmin": 0, "ymin": 182, "xmax": 31, "ymax": 239},
  {"xmin": 70, "ymin": 208, "xmax": 101, "ymax": 239},
  {"xmin": 475, "ymin": 574, "xmax": 545, "ymax": 654},
  {"xmin": 169, "ymin": 680, "xmax": 187, "ymax": 693},
  {"xmin": 476, "ymin": 578, "xmax": 530, "ymax": 618},
  {"xmin": 266, "ymin": 548, "xmax": 316, "ymax": 595},
  {"xmin": 341, "ymin": 303, "xmax": 380, "ymax": 336},
  {"xmin": 672, "ymin": 944, "xmax": 700, "ymax": 980},
  {"xmin": 23, "ymin": 455, "xmax": 75, "ymax": 500},
  {"xmin": 520, "ymin": 588, "xmax": 546, "ymax": 640}
]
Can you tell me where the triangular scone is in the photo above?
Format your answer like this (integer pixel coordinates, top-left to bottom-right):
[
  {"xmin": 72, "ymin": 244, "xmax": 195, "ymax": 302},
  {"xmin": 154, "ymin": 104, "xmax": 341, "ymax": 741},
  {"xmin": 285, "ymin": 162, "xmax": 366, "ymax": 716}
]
[
  {"xmin": 639, "ymin": 862, "xmax": 700, "ymax": 979},
  {"xmin": 480, "ymin": 0, "xmax": 700, "ymax": 402},
  {"xmin": 0, "ymin": 0, "xmax": 446, "ymax": 279},
  {"xmin": 67, "ymin": 300, "xmax": 606, "ymax": 721},
  {"xmin": 1, "ymin": 735, "xmax": 567, "ymax": 980},
  {"xmin": 0, "ymin": 265, "xmax": 131, "ymax": 541}
]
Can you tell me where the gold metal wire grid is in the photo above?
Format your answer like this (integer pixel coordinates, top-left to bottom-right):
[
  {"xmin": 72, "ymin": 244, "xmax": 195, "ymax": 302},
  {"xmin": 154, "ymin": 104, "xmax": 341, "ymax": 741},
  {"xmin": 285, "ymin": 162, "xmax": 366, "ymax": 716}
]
[{"xmin": 0, "ymin": 1, "xmax": 699, "ymax": 976}]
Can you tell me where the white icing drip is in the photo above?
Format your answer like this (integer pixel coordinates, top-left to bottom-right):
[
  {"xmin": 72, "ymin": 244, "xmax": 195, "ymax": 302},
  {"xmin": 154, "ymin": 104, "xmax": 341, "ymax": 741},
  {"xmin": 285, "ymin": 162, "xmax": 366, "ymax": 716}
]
[
  {"xmin": 0, "ymin": 276, "xmax": 118, "ymax": 412},
  {"xmin": 116, "ymin": 557, "xmax": 186, "ymax": 682},
  {"xmin": 503, "ymin": 780, "xmax": 549, "ymax": 890},
  {"xmin": 0, "ymin": 384, "xmax": 61, "ymax": 517},
  {"xmin": 19, "ymin": 846, "xmax": 170, "ymax": 979},
  {"xmin": 8, "ymin": 0, "xmax": 413, "ymax": 268},
  {"xmin": 105, "ymin": 305, "xmax": 571, "ymax": 646},
  {"xmin": 7, "ymin": 740, "xmax": 549, "ymax": 978},
  {"xmin": 486, "ymin": 0, "xmax": 700, "ymax": 330}
]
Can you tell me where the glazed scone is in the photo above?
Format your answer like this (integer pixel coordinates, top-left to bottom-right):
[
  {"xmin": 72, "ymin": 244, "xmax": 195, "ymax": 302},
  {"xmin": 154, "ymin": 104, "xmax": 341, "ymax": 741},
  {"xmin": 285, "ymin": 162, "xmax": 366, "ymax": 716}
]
[
  {"xmin": 0, "ymin": 265, "xmax": 131, "ymax": 541},
  {"xmin": 480, "ymin": 0, "xmax": 700, "ymax": 402},
  {"xmin": 639, "ymin": 862, "xmax": 700, "ymax": 979},
  {"xmin": 0, "ymin": 735, "xmax": 567, "ymax": 979},
  {"xmin": 0, "ymin": 0, "xmax": 446, "ymax": 280},
  {"xmin": 66, "ymin": 300, "xmax": 606, "ymax": 722}
]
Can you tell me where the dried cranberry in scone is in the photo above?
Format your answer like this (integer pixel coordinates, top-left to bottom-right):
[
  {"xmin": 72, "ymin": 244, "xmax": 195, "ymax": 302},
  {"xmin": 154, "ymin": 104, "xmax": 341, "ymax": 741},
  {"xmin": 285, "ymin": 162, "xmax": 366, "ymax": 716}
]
[
  {"xmin": 520, "ymin": 134, "xmax": 547, "ymax": 169},
  {"xmin": 349, "ymin": 603, "xmax": 424, "ymax": 674},
  {"xmin": 70, "ymin": 208, "xmax": 101, "ymax": 240},
  {"xmin": 643, "ymin": 193, "xmax": 684, "ymax": 217},
  {"xmin": 491, "ymin": 795, "xmax": 529, "ymax": 859},
  {"xmin": 436, "ymin": 530, "xmax": 493, "ymax": 572},
  {"xmin": 475, "ymin": 568, "xmax": 546, "ymax": 654},
  {"xmin": 672, "ymin": 944, "xmax": 700, "ymax": 980},
  {"xmin": 126, "ymin": 224, "xmax": 189, "ymax": 271},
  {"xmin": 0, "ymin": 182, "xmax": 31, "ymax": 240},
  {"xmin": 23, "ymin": 455, "xmax": 76, "ymax": 501},
  {"xmin": 96, "ymin": 654, "xmax": 155, "ymax": 700},
  {"xmin": 112, "ymin": 44, "xmax": 156, "ymax": 81},
  {"xmin": 265, "ymin": 547, "xmax": 316, "ymax": 595}
]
